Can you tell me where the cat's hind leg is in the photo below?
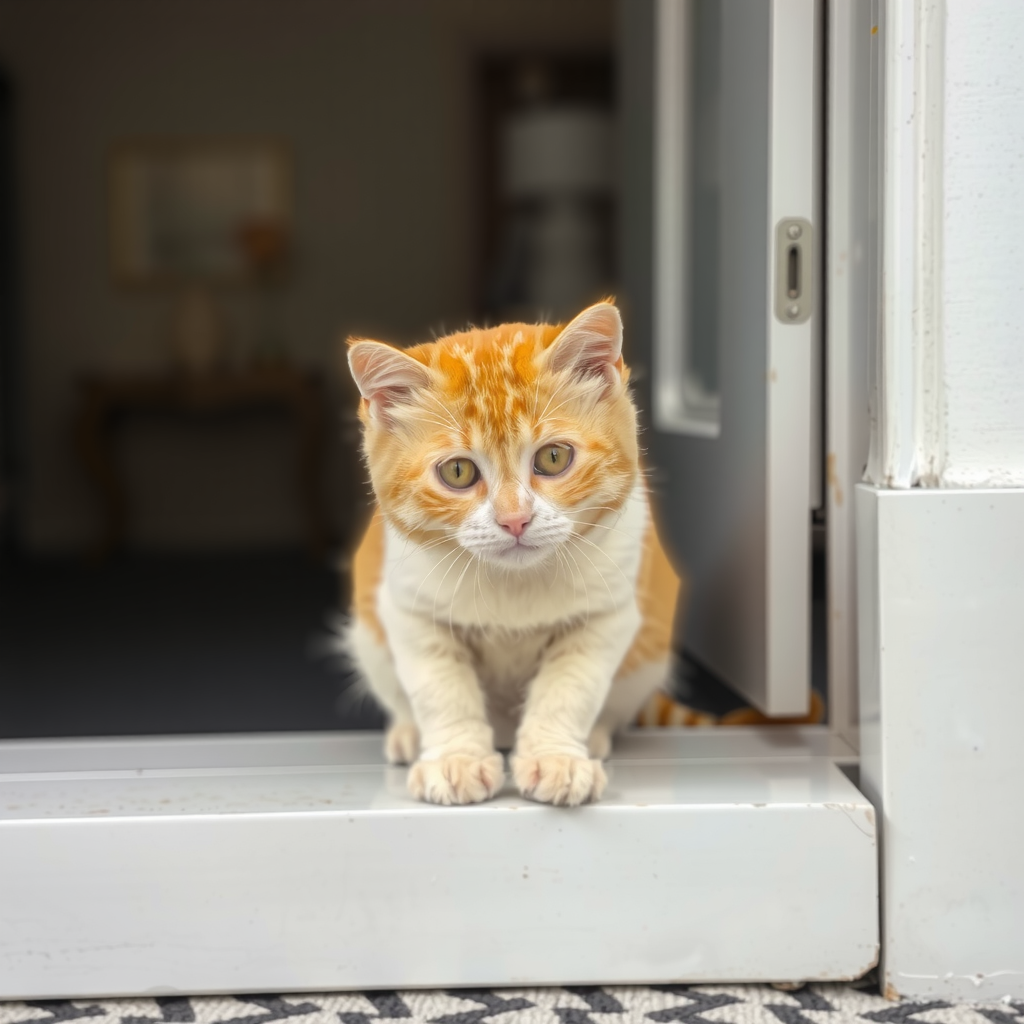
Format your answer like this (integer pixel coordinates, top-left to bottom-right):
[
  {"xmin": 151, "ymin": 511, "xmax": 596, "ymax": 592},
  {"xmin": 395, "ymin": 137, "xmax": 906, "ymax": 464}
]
[
  {"xmin": 588, "ymin": 657, "xmax": 673, "ymax": 760},
  {"xmin": 344, "ymin": 617, "xmax": 419, "ymax": 764}
]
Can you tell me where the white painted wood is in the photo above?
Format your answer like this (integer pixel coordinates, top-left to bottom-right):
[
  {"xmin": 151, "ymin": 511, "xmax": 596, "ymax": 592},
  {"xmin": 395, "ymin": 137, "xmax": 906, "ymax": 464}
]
[
  {"xmin": 857, "ymin": 485, "xmax": 1024, "ymax": 1001},
  {"xmin": 0, "ymin": 730, "xmax": 877, "ymax": 998},
  {"xmin": 867, "ymin": 0, "xmax": 1024, "ymax": 490},
  {"xmin": 866, "ymin": 0, "xmax": 945, "ymax": 489},
  {"xmin": 826, "ymin": 0, "xmax": 878, "ymax": 746},
  {"xmin": 765, "ymin": 0, "xmax": 820, "ymax": 712},
  {"xmin": 940, "ymin": 0, "xmax": 1024, "ymax": 488},
  {"xmin": 651, "ymin": 0, "xmax": 819, "ymax": 716}
]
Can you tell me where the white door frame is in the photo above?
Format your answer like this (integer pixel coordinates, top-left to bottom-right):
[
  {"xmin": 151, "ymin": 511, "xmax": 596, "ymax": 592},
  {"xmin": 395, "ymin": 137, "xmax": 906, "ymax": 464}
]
[{"xmin": 852, "ymin": 0, "xmax": 1024, "ymax": 1002}]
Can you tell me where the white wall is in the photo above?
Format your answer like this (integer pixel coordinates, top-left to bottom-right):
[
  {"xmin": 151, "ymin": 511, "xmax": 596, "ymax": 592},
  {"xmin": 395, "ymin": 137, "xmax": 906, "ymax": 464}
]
[
  {"xmin": 869, "ymin": 0, "xmax": 1024, "ymax": 489},
  {"xmin": 0, "ymin": 0, "xmax": 612, "ymax": 551},
  {"xmin": 941, "ymin": 0, "xmax": 1024, "ymax": 487}
]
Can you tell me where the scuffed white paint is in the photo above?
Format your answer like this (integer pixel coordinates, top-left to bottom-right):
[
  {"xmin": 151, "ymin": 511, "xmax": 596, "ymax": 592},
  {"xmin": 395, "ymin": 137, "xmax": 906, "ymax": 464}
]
[{"xmin": 940, "ymin": 0, "xmax": 1024, "ymax": 487}]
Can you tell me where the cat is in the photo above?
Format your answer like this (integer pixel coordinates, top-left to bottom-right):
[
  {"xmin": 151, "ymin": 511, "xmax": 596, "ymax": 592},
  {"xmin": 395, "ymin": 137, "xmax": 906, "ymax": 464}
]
[{"xmin": 343, "ymin": 300, "xmax": 683, "ymax": 806}]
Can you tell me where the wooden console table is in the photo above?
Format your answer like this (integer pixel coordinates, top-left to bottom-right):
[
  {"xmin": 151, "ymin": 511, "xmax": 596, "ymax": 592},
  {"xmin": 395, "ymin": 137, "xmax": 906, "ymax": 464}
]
[{"xmin": 73, "ymin": 366, "xmax": 330, "ymax": 557}]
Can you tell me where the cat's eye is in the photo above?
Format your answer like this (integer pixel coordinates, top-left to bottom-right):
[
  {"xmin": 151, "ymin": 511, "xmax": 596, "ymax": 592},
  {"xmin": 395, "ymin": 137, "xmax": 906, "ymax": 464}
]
[
  {"xmin": 533, "ymin": 443, "xmax": 574, "ymax": 477},
  {"xmin": 437, "ymin": 458, "xmax": 479, "ymax": 489}
]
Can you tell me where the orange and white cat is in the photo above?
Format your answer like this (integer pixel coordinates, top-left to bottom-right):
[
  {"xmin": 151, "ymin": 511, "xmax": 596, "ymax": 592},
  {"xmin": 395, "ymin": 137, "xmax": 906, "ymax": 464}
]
[{"xmin": 344, "ymin": 301, "xmax": 682, "ymax": 807}]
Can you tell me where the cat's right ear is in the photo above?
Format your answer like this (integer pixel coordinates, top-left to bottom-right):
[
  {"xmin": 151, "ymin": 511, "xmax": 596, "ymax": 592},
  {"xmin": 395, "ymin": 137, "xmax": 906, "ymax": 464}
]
[{"xmin": 347, "ymin": 339, "xmax": 430, "ymax": 424}]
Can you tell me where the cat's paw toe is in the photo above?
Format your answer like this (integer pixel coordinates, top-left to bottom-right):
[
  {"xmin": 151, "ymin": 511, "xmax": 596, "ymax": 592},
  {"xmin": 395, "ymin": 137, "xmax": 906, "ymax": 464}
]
[
  {"xmin": 407, "ymin": 753, "xmax": 505, "ymax": 805},
  {"xmin": 384, "ymin": 722, "xmax": 420, "ymax": 765},
  {"xmin": 512, "ymin": 753, "xmax": 607, "ymax": 806}
]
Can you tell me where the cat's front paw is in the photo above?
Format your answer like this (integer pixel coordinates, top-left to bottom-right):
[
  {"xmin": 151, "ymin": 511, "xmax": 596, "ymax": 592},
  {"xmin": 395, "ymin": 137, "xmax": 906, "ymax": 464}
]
[
  {"xmin": 511, "ymin": 753, "xmax": 607, "ymax": 806},
  {"xmin": 384, "ymin": 721, "xmax": 420, "ymax": 765},
  {"xmin": 407, "ymin": 753, "xmax": 505, "ymax": 805}
]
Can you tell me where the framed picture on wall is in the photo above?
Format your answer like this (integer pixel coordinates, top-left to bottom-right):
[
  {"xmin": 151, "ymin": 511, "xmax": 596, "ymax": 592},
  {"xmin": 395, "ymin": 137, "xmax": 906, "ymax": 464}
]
[{"xmin": 108, "ymin": 139, "xmax": 292, "ymax": 286}]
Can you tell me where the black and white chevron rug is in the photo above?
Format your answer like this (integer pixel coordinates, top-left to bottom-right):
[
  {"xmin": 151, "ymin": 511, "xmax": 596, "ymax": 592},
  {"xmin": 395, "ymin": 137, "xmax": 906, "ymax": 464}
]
[{"xmin": 2, "ymin": 981, "xmax": 1021, "ymax": 1024}]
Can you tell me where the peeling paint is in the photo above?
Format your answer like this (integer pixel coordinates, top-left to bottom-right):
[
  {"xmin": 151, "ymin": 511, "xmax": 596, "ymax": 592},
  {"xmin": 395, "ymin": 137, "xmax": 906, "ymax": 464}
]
[{"xmin": 825, "ymin": 802, "xmax": 875, "ymax": 840}]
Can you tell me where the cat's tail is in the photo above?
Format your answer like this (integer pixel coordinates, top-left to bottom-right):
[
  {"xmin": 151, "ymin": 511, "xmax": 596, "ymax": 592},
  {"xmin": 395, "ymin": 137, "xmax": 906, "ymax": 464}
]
[
  {"xmin": 636, "ymin": 689, "xmax": 825, "ymax": 728},
  {"xmin": 636, "ymin": 691, "xmax": 718, "ymax": 727}
]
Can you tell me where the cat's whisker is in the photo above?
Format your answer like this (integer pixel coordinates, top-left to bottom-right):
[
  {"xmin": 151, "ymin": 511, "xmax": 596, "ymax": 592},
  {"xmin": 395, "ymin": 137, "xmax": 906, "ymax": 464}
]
[
  {"xmin": 553, "ymin": 545, "xmax": 574, "ymax": 596},
  {"xmin": 411, "ymin": 536, "xmax": 454, "ymax": 553},
  {"xmin": 536, "ymin": 339, "xmax": 604, "ymax": 423},
  {"xmin": 566, "ymin": 535, "xmax": 619, "ymax": 608},
  {"xmin": 569, "ymin": 504, "xmax": 626, "ymax": 515},
  {"xmin": 475, "ymin": 557, "xmax": 499, "ymax": 618},
  {"xmin": 389, "ymin": 535, "xmax": 453, "ymax": 579},
  {"xmin": 560, "ymin": 542, "xmax": 590, "ymax": 627},
  {"xmin": 431, "ymin": 546, "xmax": 471, "ymax": 628},
  {"xmin": 411, "ymin": 416, "xmax": 461, "ymax": 433},
  {"xmin": 412, "ymin": 545, "xmax": 463, "ymax": 611},
  {"xmin": 564, "ymin": 504, "xmax": 629, "ymax": 534},
  {"xmin": 419, "ymin": 391, "xmax": 463, "ymax": 432},
  {"xmin": 569, "ymin": 532, "xmax": 636, "ymax": 593},
  {"xmin": 446, "ymin": 553, "xmax": 475, "ymax": 641},
  {"xmin": 471, "ymin": 561, "xmax": 487, "ymax": 630},
  {"xmin": 536, "ymin": 366, "xmax": 579, "ymax": 423},
  {"xmin": 470, "ymin": 557, "xmax": 486, "ymax": 631},
  {"xmin": 566, "ymin": 519, "xmax": 633, "ymax": 540},
  {"xmin": 536, "ymin": 385, "xmax": 578, "ymax": 425},
  {"xmin": 535, "ymin": 389, "xmax": 593, "ymax": 424}
]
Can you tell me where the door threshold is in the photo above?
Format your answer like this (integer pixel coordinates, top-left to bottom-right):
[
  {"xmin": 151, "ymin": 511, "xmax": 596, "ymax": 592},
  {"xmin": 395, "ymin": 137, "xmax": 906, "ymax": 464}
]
[{"xmin": 0, "ymin": 730, "xmax": 878, "ymax": 998}]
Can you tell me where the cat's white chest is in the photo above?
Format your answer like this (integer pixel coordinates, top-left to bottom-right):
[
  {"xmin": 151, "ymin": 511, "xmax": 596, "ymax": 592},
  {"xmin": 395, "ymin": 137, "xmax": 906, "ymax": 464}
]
[
  {"xmin": 469, "ymin": 628, "xmax": 551, "ymax": 684},
  {"xmin": 465, "ymin": 626, "xmax": 554, "ymax": 743}
]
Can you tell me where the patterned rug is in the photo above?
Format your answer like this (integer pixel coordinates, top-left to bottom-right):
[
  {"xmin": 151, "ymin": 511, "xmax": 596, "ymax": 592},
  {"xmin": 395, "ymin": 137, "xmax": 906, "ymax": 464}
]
[{"xmin": 2, "ymin": 981, "xmax": 1021, "ymax": 1024}]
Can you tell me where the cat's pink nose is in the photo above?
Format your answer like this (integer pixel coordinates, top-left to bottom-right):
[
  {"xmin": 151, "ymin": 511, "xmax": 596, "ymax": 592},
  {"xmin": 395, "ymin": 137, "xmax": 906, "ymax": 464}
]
[{"xmin": 498, "ymin": 513, "xmax": 531, "ymax": 538}]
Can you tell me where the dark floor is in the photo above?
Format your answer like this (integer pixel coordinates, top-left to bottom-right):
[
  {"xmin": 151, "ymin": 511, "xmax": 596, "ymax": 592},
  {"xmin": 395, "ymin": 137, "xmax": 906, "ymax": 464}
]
[
  {"xmin": 0, "ymin": 550, "xmax": 383, "ymax": 740},
  {"xmin": 0, "ymin": 549, "xmax": 825, "ymax": 741}
]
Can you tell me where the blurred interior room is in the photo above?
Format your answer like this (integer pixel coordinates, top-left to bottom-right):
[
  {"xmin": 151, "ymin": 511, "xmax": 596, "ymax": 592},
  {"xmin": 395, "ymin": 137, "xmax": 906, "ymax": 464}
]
[
  {"xmin": 0, "ymin": 0, "xmax": 824, "ymax": 740},
  {"xmin": 0, "ymin": 0, "xmax": 630, "ymax": 737}
]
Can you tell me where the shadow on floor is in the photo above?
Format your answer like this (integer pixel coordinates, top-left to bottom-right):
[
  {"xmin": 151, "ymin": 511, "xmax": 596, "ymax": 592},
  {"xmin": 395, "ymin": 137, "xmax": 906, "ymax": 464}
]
[{"xmin": 0, "ymin": 550, "xmax": 384, "ymax": 740}]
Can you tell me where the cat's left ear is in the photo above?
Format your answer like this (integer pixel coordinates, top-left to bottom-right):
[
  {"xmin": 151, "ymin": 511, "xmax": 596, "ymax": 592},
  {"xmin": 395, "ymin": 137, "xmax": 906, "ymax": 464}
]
[{"xmin": 544, "ymin": 301, "xmax": 624, "ymax": 387}]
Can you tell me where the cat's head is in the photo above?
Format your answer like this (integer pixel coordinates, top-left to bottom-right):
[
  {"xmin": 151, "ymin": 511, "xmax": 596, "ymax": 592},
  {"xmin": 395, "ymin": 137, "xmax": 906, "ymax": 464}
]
[{"xmin": 347, "ymin": 301, "xmax": 639, "ymax": 569}]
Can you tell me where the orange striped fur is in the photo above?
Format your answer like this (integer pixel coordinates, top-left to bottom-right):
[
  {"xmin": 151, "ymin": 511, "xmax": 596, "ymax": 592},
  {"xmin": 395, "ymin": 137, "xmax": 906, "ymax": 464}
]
[{"xmin": 344, "ymin": 302, "xmax": 691, "ymax": 805}]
